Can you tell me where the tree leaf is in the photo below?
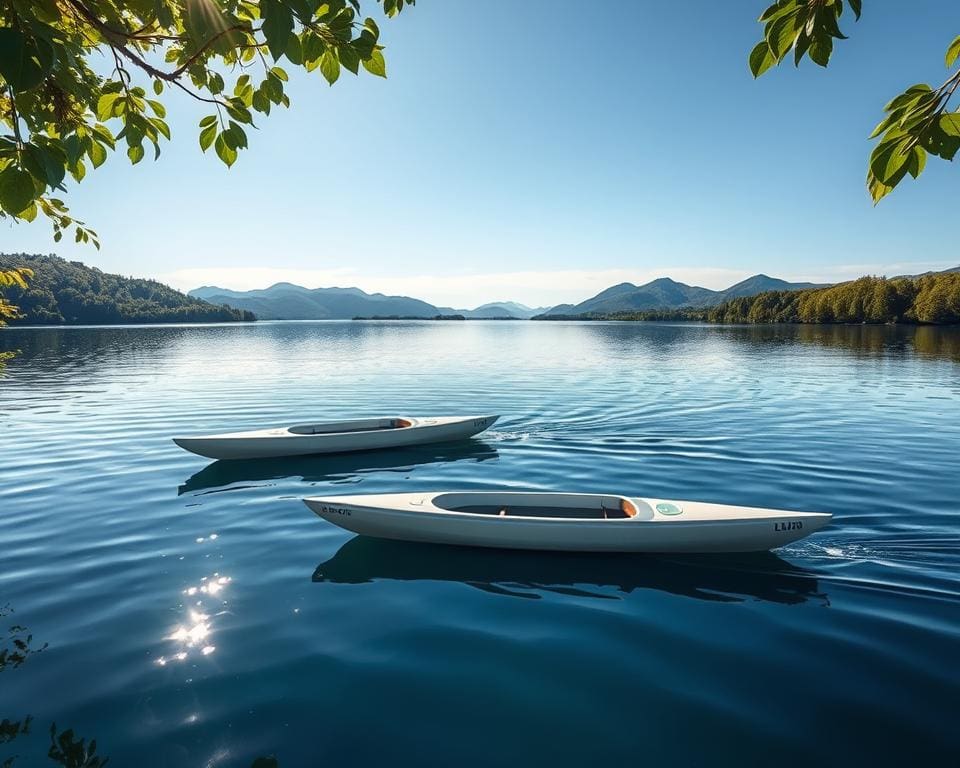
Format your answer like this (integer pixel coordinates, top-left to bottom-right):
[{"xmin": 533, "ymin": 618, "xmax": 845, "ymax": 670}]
[
  {"xmin": 91, "ymin": 124, "xmax": 116, "ymax": 149},
  {"xmin": 252, "ymin": 89, "xmax": 271, "ymax": 114},
  {"xmin": 261, "ymin": 0, "xmax": 294, "ymax": 61},
  {"xmin": 303, "ymin": 32, "xmax": 325, "ymax": 64},
  {"xmin": 285, "ymin": 34, "xmax": 304, "ymax": 65},
  {"xmin": 96, "ymin": 93, "xmax": 120, "ymax": 121},
  {"xmin": 228, "ymin": 121, "xmax": 248, "ymax": 149},
  {"xmin": 941, "ymin": 113, "xmax": 960, "ymax": 137},
  {"xmin": 339, "ymin": 44, "xmax": 360, "ymax": 74},
  {"xmin": 362, "ymin": 49, "xmax": 386, "ymax": 78},
  {"xmin": 867, "ymin": 171, "xmax": 892, "ymax": 204},
  {"xmin": 320, "ymin": 49, "xmax": 340, "ymax": 85},
  {"xmin": 151, "ymin": 117, "xmax": 171, "ymax": 141},
  {"xmin": 870, "ymin": 136, "xmax": 911, "ymax": 184},
  {"xmin": 26, "ymin": 143, "xmax": 67, "ymax": 187},
  {"xmin": 199, "ymin": 123, "xmax": 217, "ymax": 151},
  {"xmin": 907, "ymin": 146, "xmax": 927, "ymax": 179},
  {"xmin": 759, "ymin": 1, "xmax": 798, "ymax": 24},
  {"xmin": 214, "ymin": 133, "xmax": 237, "ymax": 167},
  {"xmin": 884, "ymin": 84, "xmax": 931, "ymax": 112},
  {"xmin": 225, "ymin": 100, "xmax": 254, "ymax": 124},
  {"xmin": 946, "ymin": 35, "xmax": 960, "ymax": 68},
  {"xmin": 18, "ymin": 201, "xmax": 38, "ymax": 222},
  {"xmin": 767, "ymin": 13, "xmax": 800, "ymax": 60},
  {"xmin": 0, "ymin": 166, "xmax": 40, "ymax": 215},
  {"xmin": 88, "ymin": 140, "xmax": 107, "ymax": 168},
  {"xmin": 127, "ymin": 145, "xmax": 145, "ymax": 164},
  {"xmin": 793, "ymin": 32, "xmax": 811, "ymax": 66},
  {"xmin": 0, "ymin": 28, "xmax": 55, "ymax": 92},
  {"xmin": 819, "ymin": 7, "xmax": 848, "ymax": 40},
  {"xmin": 808, "ymin": 35, "xmax": 833, "ymax": 67},
  {"xmin": 749, "ymin": 41, "xmax": 776, "ymax": 78}
]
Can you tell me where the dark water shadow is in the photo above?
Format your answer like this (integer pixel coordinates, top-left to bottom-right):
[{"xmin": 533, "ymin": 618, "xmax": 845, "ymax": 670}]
[
  {"xmin": 313, "ymin": 537, "xmax": 829, "ymax": 605},
  {"xmin": 178, "ymin": 440, "xmax": 499, "ymax": 496},
  {"xmin": 1, "ymin": 604, "xmax": 111, "ymax": 767},
  {"xmin": 0, "ymin": 604, "xmax": 287, "ymax": 768}
]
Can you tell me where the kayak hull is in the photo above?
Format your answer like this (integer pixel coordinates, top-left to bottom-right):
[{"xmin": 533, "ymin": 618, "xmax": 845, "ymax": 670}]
[
  {"xmin": 303, "ymin": 491, "xmax": 831, "ymax": 554},
  {"xmin": 174, "ymin": 416, "xmax": 498, "ymax": 460}
]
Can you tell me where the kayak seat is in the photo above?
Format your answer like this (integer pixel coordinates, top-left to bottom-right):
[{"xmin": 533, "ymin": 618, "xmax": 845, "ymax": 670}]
[
  {"xmin": 437, "ymin": 494, "xmax": 640, "ymax": 520},
  {"xmin": 600, "ymin": 499, "xmax": 638, "ymax": 519}
]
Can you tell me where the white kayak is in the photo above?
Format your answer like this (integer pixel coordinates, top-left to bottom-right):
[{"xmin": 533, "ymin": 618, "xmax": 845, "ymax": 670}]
[
  {"xmin": 303, "ymin": 491, "xmax": 831, "ymax": 553},
  {"xmin": 174, "ymin": 415, "xmax": 498, "ymax": 460}
]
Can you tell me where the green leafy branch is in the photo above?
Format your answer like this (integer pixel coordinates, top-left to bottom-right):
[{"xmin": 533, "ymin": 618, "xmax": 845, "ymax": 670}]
[
  {"xmin": 0, "ymin": 0, "xmax": 414, "ymax": 242},
  {"xmin": 0, "ymin": 266, "xmax": 32, "ymax": 325},
  {"xmin": 749, "ymin": 0, "xmax": 960, "ymax": 202}
]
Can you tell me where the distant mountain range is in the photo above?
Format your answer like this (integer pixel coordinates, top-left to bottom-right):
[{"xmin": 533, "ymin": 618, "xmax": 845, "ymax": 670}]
[
  {"xmin": 188, "ymin": 268, "xmax": 959, "ymax": 322},
  {"xmin": 538, "ymin": 274, "xmax": 825, "ymax": 317},
  {"xmin": 459, "ymin": 301, "xmax": 548, "ymax": 319},
  {"xmin": 188, "ymin": 283, "xmax": 547, "ymax": 320}
]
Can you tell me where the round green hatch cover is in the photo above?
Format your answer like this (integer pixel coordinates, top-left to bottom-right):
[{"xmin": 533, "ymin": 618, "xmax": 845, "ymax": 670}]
[{"xmin": 656, "ymin": 502, "xmax": 683, "ymax": 516}]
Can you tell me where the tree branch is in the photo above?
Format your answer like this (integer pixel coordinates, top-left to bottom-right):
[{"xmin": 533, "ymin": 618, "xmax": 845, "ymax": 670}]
[
  {"xmin": 64, "ymin": 0, "xmax": 250, "ymax": 83},
  {"xmin": 7, "ymin": 87, "xmax": 24, "ymax": 148}
]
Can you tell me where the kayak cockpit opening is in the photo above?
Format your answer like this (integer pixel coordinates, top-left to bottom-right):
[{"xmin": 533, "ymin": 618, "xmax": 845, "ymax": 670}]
[
  {"xmin": 288, "ymin": 418, "xmax": 413, "ymax": 435},
  {"xmin": 432, "ymin": 493, "xmax": 639, "ymax": 520}
]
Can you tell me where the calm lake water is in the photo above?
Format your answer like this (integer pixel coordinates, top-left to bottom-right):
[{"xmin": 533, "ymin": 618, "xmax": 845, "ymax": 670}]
[{"xmin": 2, "ymin": 321, "xmax": 959, "ymax": 767}]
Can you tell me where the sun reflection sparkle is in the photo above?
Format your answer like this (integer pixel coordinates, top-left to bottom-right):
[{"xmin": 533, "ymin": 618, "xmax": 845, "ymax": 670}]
[{"xmin": 155, "ymin": 572, "xmax": 231, "ymax": 666}]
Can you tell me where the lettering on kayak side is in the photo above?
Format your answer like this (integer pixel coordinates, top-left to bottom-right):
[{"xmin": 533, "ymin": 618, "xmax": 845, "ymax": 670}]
[
  {"xmin": 320, "ymin": 506, "xmax": 351, "ymax": 517},
  {"xmin": 774, "ymin": 521, "xmax": 803, "ymax": 531},
  {"xmin": 473, "ymin": 418, "xmax": 488, "ymax": 427}
]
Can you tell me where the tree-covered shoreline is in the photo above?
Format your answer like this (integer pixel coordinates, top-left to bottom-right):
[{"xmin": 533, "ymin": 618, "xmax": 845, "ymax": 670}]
[
  {"xmin": 0, "ymin": 254, "xmax": 255, "ymax": 325},
  {"xmin": 534, "ymin": 274, "xmax": 960, "ymax": 326}
]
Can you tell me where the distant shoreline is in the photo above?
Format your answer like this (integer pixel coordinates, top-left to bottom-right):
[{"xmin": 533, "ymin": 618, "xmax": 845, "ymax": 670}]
[
  {"xmin": 351, "ymin": 315, "xmax": 523, "ymax": 321},
  {"xmin": 5, "ymin": 319, "xmax": 958, "ymax": 331},
  {"xmin": 532, "ymin": 315, "xmax": 960, "ymax": 326}
]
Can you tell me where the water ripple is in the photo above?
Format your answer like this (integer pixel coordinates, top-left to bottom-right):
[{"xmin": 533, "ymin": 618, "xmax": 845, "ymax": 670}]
[{"xmin": 1, "ymin": 321, "xmax": 958, "ymax": 766}]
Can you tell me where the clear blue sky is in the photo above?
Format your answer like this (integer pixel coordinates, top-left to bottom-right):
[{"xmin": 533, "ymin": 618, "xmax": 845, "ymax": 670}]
[{"xmin": 3, "ymin": 0, "xmax": 959, "ymax": 307}]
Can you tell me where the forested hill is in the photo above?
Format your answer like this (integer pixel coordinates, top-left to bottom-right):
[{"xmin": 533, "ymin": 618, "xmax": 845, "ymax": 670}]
[
  {"xmin": 708, "ymin": 274, "xmax": 960, "ymax": 325},
  {"xmin": 537, "ymin": 273, "xmax": 960, "ymax": 325},
  {"xmin": 0, "ymin": 254, "xmax": 256, "ymax": 325}
]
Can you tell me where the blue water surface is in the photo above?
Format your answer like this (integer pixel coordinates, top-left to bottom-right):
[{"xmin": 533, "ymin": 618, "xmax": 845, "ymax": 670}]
[{"xmin": 1, "ymin": 321, "xmax": 958, "ymax": 767}]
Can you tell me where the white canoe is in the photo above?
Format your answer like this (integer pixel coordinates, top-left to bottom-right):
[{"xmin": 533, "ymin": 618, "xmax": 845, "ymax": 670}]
[
  {"xmin": 303, "ymin": 491, "xmax": 832, "ymax": 553},
  {"xmin": 174, "ymin": 415, "xmax": 498, "ymax": 460}
]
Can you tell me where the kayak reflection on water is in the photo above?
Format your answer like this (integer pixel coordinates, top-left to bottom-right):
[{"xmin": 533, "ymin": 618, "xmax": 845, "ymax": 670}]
[
  {"xmin": 178, "ymin": 439, "xmax": 499, "ymax": 495},
  {"xmin": 312, "ymin": 536, "xmax": 829, "ymax": 606}
]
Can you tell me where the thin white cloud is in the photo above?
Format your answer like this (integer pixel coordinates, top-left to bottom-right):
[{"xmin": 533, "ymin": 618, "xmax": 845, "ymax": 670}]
[{"xmin": 160, "ymin": 259, "xmax": 958, "ymax": 309}]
